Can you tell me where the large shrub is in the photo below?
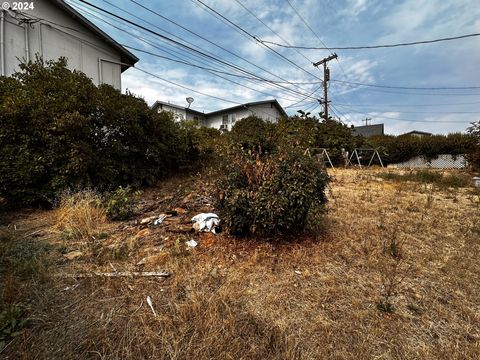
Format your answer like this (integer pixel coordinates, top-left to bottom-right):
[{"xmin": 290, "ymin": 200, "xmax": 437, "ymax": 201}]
[
  {"xmin": 216, "ymin": 148, "xmax": 329, "ymax": 236},
  {"xmin": 275, "ymin": 117, "xmax": 361, "ymax": 165},
  {"xmin": 368, "ymin": 133, "xmax": 476, "ymax": 164},
  {"xmin": 0, "ymin": 57, "xmax": 189, "ymax": 206},
  {"xmin": 467, "ymin": 121, "xmax": 480, "ymax": 170},
  {"xmin": 229, "ymin": 116, "xmax": 276, "ymax": 153}
]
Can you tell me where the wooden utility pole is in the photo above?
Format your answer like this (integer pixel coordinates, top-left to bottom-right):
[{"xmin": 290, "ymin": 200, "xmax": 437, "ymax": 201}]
[
  {"xmin": 364, "ymin": 117, "xmax": 372, "ymax": 126},
  {"xmin": 313, "ymin": 53, "xmax": 337, "ymax": 120}
]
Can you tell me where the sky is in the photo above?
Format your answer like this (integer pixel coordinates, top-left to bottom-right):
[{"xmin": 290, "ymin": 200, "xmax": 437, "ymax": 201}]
[{"xmin": 66, "ymin": 0, "xmax": 480, "ymax": 135}]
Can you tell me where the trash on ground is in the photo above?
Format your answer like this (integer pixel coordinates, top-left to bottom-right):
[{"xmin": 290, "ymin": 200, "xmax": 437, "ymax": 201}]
[
  {"xmin": 473, "ymin": 177, "xmax": 480, "ymax": 188},
  {"xmin": 153, "ymin": 214, "xmax": 168, "ymax": 226},
  {"xmin": 63, "ymin": 250, "xmax": 84, "ymax": 260},
  {"xmin": 191, "ymin": 213, "xmax": 219, "ymax": 233},
  {"xmin": 139, "ymin": 214, "xmax": 170, "ymax": 226},
  {"xmin": 294, "ymin": 270, "xmax": 302, "ymax": 275},
  {"xmin": 147, "ymin": 296, "xmax": 157, "ymax": 317},
  {"xmin": 140, "ymin": 216, "xmax": 157, "ymax": 225},
  {"xmin": 185, "ymin": 239, "xmax": 198, "ymax": 248}
]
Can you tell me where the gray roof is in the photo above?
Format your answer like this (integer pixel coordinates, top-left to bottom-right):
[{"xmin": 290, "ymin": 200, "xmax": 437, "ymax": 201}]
[
  {"xmin": 352, "ymin": 124, "xmax": 384, "ymax": 137},
  {"xmin": 152, "ymin": 101, "xmax": 206, "ymax": 117},
  {"xmin": 206, "ymin": 99, "xmax": 287, "ymax": 118},
  {"xmin": 152, "ymin": 99, "xmax": 287, "ymax": 118},
  {"xmin": 402, "ymin": 130, "xmax": 432, "ymax": 136},
  {"xmin": 51, "ymin": 0, "xmax": 138, "ymax": 71}
]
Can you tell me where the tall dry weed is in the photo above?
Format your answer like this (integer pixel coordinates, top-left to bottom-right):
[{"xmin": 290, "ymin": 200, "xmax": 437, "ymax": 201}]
[{"xmin": 52, "ymin": 190, "xmax": 108, "ymax": 242}]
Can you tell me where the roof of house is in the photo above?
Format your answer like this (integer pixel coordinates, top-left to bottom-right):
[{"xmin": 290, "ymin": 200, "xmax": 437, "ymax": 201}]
[
  {"xmin": 402, "ymin": 130, "xmax": 433, "ymax": 136},
  {"xmin": 51, "ymin": 0, "xmax": 138, "ymax": 72},
  {"xmin": 206, "ymin": 99, "xmax": 288, "ymax": 118},
  {"xmin": 152, "ymin": 100, "xmax": 206, "ymax": 117},
  {"xmin": 351, "ymin": 124, "xmax": 385, "ymax": 137},
  {"xmin": 152, "ymin": 99, "xmax": 287, "ymax": 118}
]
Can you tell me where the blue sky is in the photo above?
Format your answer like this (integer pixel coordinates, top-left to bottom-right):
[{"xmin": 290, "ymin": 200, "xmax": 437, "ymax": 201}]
[{"xmin": 67, "ymin": 0, "xmax": 480, "ymax": 135}]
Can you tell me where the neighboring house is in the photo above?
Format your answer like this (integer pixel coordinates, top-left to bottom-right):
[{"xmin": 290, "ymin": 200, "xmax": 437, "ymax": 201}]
[
  {"xmin": 0, "ymin": 0, "xmax": 138, "ymax": 89},
  {"xmin": 153, "ymin": 99, "xmax": 287, "ymax": 131},
  {"xmin": 351, "ymin": 124, "xmax": 384, "ymax": 137},
  {"xmin": 402, "ymin": 130, "xmax": 433, "ymax": 137},
  {"xmin": 206, "ymin": 100, "xmax": 287, "ymax": 130},
  {"xmin": 152, "ymin": 101, "xmax": 207, "ymax": 124}
]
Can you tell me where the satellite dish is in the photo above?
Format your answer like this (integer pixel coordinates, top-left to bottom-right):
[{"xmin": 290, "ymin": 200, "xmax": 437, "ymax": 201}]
[{"xmin": 186, "ymin": 97, "xmax": 194, "ymax": 108}]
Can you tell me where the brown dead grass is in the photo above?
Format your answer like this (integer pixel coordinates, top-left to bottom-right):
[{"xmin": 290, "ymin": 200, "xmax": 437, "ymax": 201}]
[
  {"xmin": 1, "ymin": 168, "xmax": 479, "ymax": 359},
  {"xmin": 51, "ymin": 190, "xmax": 110, "ymax": 243}
]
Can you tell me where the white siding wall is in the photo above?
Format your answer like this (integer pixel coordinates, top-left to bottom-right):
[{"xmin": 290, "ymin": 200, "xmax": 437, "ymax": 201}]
[
  {"xmin": 205, "ymin": 103, "xmax": 283, "ymax": 130},
  {"xmin": 1, "ymin": 1, "xmax": 123, "ymax": 89}
]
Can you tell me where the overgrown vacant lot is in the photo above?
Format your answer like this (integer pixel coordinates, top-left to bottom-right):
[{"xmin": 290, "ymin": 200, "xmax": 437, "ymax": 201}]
[{"xmin": 1, "ymin": 169, "xmax": 479, "ymax": 359}]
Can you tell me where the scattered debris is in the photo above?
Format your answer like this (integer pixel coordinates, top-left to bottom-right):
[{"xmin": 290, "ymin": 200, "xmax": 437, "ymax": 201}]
[
  {"xmin": 153, "ymin": 214, "xmax": 168, "ymax": 226},
  {"xmin": 191, "ymin": 213, "xmax": 219, "ymax": 233},
  {"xmin": 140, "ymin": 216, "xmax": 157, "ymax": 225},
  {"xmin": 473, "ymin": 177, "xmax": 480, "ymax": 188},
  {"xmin": 185, "ymin": 239, "xmax": 198, "ymax": 248},
  {"xmin": 146, "ymin": 296, "xmax": 157, "ymax": 317},
  {"xmin": 294, "ymin": 270, "xmax": 302, "ymax": 275},
  {"xmin": 56, "ymin": 271, "xmax": 171, "ymax": 278},
  {"xmin": 63, "ymin": 250, "xmax": 84, "ymax": 260},
  {"xmin": 62, "ymin": 284, "xmax": 79, "ymax": 291}
]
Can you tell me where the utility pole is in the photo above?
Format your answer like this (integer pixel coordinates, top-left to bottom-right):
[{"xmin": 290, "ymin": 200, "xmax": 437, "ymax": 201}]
[
  {"xmin": 364, "ymin": 117, "xmax": 371, "ymax": 126},
  {"xmin": 313, "ymin": 53, "xmax": 337, "ymax": 121}
]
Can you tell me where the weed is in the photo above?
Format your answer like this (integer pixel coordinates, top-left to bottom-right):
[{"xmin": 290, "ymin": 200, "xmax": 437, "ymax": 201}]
[
  {"xmin": 0, "ymin": 303, "xmax": 29, "ymax": 351},
  {"xmin": 103, "ymin": 186, "xmax": 140, "ymax": 221},
  {"xmin": 0, "ymin": 239, "xmax": 59, "ymax": 280},
  {"xmin": 52, "ymin": 190, "xmax": 108, "ymax": 242},
  {"xmin": 377, "ymin": 170, "xmax": 472, "ymax": 189}
]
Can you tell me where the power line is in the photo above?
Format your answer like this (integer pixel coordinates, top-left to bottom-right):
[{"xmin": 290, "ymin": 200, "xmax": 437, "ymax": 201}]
[
  {"xmin": 74, "ymin": 0, "xmax": 321, "ymax": 101},
  {"xmin": 194, "ymin": 0, "xmax": 324, "ymax": 82},
  {"xmin": 259, "ymin": 32, "xmax": 480, "ymax": 50},
  {"xmin": 285, "ymin": 0, "xmax": 332, "ymax": 53},
  {"xmin": 232, "ymin": 0, "xmax": 313, "ymax": 65},
  {"xmin": 330, "ymin": 79, "xmax": 480, "ymax": 90},
  {"xmin": 121, "ymin": 0, "xmax": 315, "ymax": 94},
  {"xmin": 333, "ymin": 82, "xmax": 480, "ymax": 96},
  {"xmin": 335, "ymin": 104, "xmax": 473, "ymax": 123},
  {"xmin": 70, "ymin": 3, "xmax": 305, "ymax": 102},
  {"xmin": 333, "ymin": 100, "xmax": 480, "ymax": 107}
]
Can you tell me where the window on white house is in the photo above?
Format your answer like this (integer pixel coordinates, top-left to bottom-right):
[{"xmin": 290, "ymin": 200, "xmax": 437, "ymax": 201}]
[
  {"xmin": 222, "ymin": 114, "xmax": 228, "ymax": 125},
  {"xmin": 231, "ymin": 113, "xmax": 236, "ymax": 124}
]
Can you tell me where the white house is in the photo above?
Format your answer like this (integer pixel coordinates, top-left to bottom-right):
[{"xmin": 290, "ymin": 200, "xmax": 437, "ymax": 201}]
[
  {"xmin": 0, "ymin": 0, "xmax": 138, "ymax": 89},
  {"xmin": 153, "ymin": 99, "xmax": 287, "ymax": 130},
  {"xmin": 152, "ymin": 100, "xmax": 207, "ymax": 124}
]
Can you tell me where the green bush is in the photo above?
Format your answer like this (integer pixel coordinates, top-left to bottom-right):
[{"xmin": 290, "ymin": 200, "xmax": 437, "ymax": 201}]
[
  {"xmin": 216, "ymin": 148, "xmax": 329, "ymax": 236},
  {"xmin": 275, "ymin": 117, "xmax": 362, "ymax": 165},
  {"xmin": 368, "ymin": 133, "xmax": 476, "ymax": 164},
  {"xmin": 230, "ymin": 116, "xmax": 276, "ymax": 153},
  {"xmin": 103, "ymin": 186, "xmax": 138, "ymax": 221},
  {"xmin": 467, "ymin": 121, "xmax": 480, "ymax": 170},
  {"xmin": 0, "ymin": 57, "xmax": 193, "ymax": 206}
]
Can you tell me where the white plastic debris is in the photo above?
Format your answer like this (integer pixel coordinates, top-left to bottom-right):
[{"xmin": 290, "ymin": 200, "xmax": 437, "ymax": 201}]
[
  {"xmin": 153, "ymin": 214, "xmax": 168, "ymax": 226},
  {"xmin": 191, "ymin": 213, "xmax": 219, "ymax": 233},
  {"xmin": 185, "ymin": 239, "xmax": 198, "ymax": 248},
  {"xmin": 147, "ymin": 296, "xmax": 157, "ymax": 317},
  {"xmin": 473, "ymin": 177, "xmax": 480, "ymax": 188}
]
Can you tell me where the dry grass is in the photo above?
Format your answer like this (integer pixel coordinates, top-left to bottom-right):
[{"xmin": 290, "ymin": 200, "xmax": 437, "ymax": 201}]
[
  {"xmin": 51, "ymin": 190, "xmax": 109, "ymax": 243},
  {"xmin": 1, "ymin": 168, "xmax": 479, "ymax": 359}
]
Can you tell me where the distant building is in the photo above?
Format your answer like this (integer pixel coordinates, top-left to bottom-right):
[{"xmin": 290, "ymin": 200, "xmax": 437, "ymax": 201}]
[
  {"xmin": 153, "ymin": 99, "xmax": 287, "ymax": 131},
  {"xmin": 351, "ymin": 124, "xmax": 384, "ymax": 137},
  {"xmin": 152, "ymin": 101, "xmax": 206, "ymax": 124},
  {"xmin": 402, "ymin": 130, "xmax": 432, "ymax": 137},
  {"xmin": 0, "ymin": 0, "xmax": 138, "ymax": 89}
]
